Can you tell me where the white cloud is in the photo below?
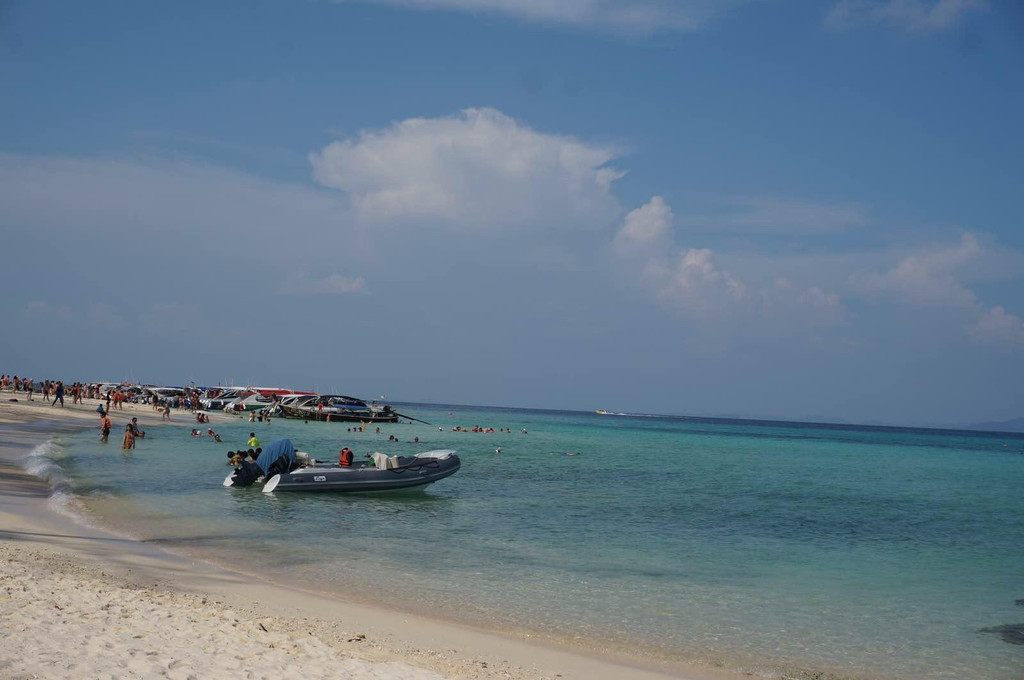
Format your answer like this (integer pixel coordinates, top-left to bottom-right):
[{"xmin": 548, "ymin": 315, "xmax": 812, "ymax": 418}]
[
  {"xmin": 653, "ymin": 247, "xmax": 745, "ymax": 313},
  {"xmin": 25, "ymin": 300, "xmax": 51, "ymax": 317},
  {"xmin": 613, "ymin": 195, "xmax": 672, "ymax": 256},
  {"xmin": 309, "ymin": 107, "xmax": 624, "ymax": 230},
  {"xmin": 613, "ymin": 197, "xmax": 849, "ymax": 329},
  {"xmin": 676, "ymin": 196, "xmax": 867, "ymax": 234},
  {"xmin": 24, "ymin": 300, "xmax": 73, "ymax": 321},
  {"xmin": 825, "ymin": 0, "xmax": 988, "ymax": 32},
  {"xmin": 308, "ymin": 274, "xmax": 367, "ymax": 294},
  {"xmin": 84, "ymin": 303, "xmax": 128, "ymax": 333},
  {"xmin": 969, "ymin": 306, "xmax": 1024, "ymax": 347},
  {"xmin": 852, "ymin": 233, "xmax": 1024, "ymax": 348},
  {"xmin": 761, "ymin": 278, "xmax": 845, "ymax": 326},
  {"xmin": 137, "ymin": 302, "xmax": 208, "ymax": 338},
  {"xmin": 347, "ymin": 0, "xmax": 723, "ymax": 33},
  {"xmin": 852, "ymin": 232, "xmax": 980, "ymax": 307}
]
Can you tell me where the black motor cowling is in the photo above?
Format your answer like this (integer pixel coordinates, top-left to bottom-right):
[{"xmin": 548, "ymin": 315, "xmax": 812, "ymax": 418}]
[{"xmin": 229, "ymin": 459, "xmax": 262, "ymax": 487}]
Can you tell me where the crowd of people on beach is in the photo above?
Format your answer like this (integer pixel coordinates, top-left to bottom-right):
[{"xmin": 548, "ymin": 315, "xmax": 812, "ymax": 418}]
[
  {"xmin": 5, "ymin": 372, "xmax": 535, "ymax": 470},
  {"xmin": 1, "ymin": 376, "xmax": 192, "ymax": 412}
]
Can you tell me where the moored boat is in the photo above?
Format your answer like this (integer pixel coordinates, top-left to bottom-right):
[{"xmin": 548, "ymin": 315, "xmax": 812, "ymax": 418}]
[
  {"xmin": 278, "ymin": 394, "xmax": 399, "ymax": 422},
  {"xmin": 223, "ymin": 439, "xmax": 461, "ymax": 493},
  {"xmin": 200, "ymin": 388, "xmax": 249, "ymax": 411},
  {"xmin": 223, "ymin": 392, "xmax": 279, "ymax": 413}
]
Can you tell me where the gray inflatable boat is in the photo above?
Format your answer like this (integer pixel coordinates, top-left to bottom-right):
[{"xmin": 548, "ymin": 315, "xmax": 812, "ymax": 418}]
[{"xmin": 223, "ymin": 439, "xmax": 461, "ymax": 493}]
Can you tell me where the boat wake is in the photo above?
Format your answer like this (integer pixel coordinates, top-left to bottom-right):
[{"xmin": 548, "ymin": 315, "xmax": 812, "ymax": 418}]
[{"xmin": 596, "ymin": 410, "xmax": 671, "ymax": 418}]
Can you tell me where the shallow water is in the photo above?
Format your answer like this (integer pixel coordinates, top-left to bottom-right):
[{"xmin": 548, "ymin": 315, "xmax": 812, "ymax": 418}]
[{"xmin": 25, "ymin": 405, "xmax": 1024, "ymax": 679}]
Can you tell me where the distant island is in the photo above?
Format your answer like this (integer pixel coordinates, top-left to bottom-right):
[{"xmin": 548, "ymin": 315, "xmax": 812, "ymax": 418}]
[{"xmin": 964, "ymin": 417, "xmax": 1024, "ymax": 433}]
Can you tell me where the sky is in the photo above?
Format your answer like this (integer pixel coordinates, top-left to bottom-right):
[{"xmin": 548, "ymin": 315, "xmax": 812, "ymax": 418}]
[{"xmin": 1, "ymin": 0, "xmax": 1022, "ymax": 427}]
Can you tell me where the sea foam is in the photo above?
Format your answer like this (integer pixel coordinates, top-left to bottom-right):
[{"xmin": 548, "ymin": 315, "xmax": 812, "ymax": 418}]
[
  {"xmin": 23, "ymin": 438, "xmax": 68, "ymax": 486},
  {"xmin": 22, "ymin": 438, "xmax": 93, "ymax": 523}
]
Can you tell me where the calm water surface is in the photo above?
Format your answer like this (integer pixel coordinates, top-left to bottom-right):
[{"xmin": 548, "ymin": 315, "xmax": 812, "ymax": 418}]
[{"xmin": 27, "ymin": 404, "xmax": 1024, "ymax": 679}]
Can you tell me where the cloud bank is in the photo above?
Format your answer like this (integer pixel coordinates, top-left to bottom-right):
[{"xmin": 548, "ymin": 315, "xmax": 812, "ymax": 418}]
[
  {"xmin": 852, "ymin": 232, "xmax": 981, "ymax": 307},
  {"xmin": 614, "ymin": 196, "xmax": 846, "ymax": 331},
  {"xmin": 852, "ymin": 232, "xmax": 1024, "ymax": 346},
  {"xmin": 3, "ymin": 108, "xmax": 1021, "ymax": 365}
]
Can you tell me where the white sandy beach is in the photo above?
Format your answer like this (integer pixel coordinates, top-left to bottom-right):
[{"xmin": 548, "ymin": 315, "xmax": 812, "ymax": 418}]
[{"xmin": 0, "ymin": 397, "xmax": 742, "ymax": 680}]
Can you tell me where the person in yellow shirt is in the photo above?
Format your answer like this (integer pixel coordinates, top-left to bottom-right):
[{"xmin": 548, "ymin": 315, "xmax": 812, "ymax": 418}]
[{"xmin": 247, "ymin": 432, "xmax": 260, "ymax": 448}]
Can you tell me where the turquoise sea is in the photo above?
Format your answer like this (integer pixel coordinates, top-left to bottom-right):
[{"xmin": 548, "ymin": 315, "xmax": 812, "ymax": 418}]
[{"xmin": 25, "ymin": 404, "xmax": 1024, "ymax": 679}]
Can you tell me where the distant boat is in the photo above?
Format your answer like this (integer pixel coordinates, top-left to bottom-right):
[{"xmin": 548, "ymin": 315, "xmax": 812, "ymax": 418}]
[{"xmin": 595, "ymin": 409, "xmax": 611, "ymax": 415}]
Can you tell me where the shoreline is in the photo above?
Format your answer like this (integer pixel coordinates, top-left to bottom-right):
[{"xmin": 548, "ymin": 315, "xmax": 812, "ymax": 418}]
[{"xmin": 0, "ymin": 398, "xmax": 740, "ymax": 680}]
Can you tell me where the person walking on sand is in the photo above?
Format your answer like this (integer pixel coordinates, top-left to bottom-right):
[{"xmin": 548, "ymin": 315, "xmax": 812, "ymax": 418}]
[
  {"xmin": 122, "ymin": 424, "xmax": 135, "ymax": 450},
  {"xmin": 51, "ymin": 381, "xmax": 65, "ymax": 407}
]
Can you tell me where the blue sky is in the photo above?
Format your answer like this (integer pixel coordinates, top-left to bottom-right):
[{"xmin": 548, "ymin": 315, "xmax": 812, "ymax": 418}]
[{"xmin": 1, "ymin": 0, "xmax": 1022, "ymax": 426}]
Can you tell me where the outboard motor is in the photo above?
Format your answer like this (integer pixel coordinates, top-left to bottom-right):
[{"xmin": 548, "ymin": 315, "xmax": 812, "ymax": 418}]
[
  {"xmin": 228, "ymin": 459, "xmax": 262, "ymax": 487},
  {"xmin": 264, "ymin": 455, "xmax": 292, "ymax": 478},
  {"xmin": 255, "ymin": 438, "xmax": 296, "ymax": 478}
]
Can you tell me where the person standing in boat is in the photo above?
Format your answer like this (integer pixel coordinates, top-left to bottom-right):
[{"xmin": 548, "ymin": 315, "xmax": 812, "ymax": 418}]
[{"xmin": 338, "ymin": 447, "xmax": 354, "ymax": 467}]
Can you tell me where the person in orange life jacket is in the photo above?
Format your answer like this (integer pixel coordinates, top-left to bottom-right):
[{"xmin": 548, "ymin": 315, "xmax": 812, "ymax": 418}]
[{"xmin": 338, "ymin": 447, "xmax": 353, "ymax": 467}]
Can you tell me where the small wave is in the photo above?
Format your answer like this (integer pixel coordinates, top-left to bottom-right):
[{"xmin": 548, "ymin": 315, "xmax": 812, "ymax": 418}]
[
  {"xmin": 23, "ymin": 439, "xmax": 68, "ymax": 486},
  {"xmin": 21, "ymin": 438, "xmax": 93, "ymax": 524}
]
